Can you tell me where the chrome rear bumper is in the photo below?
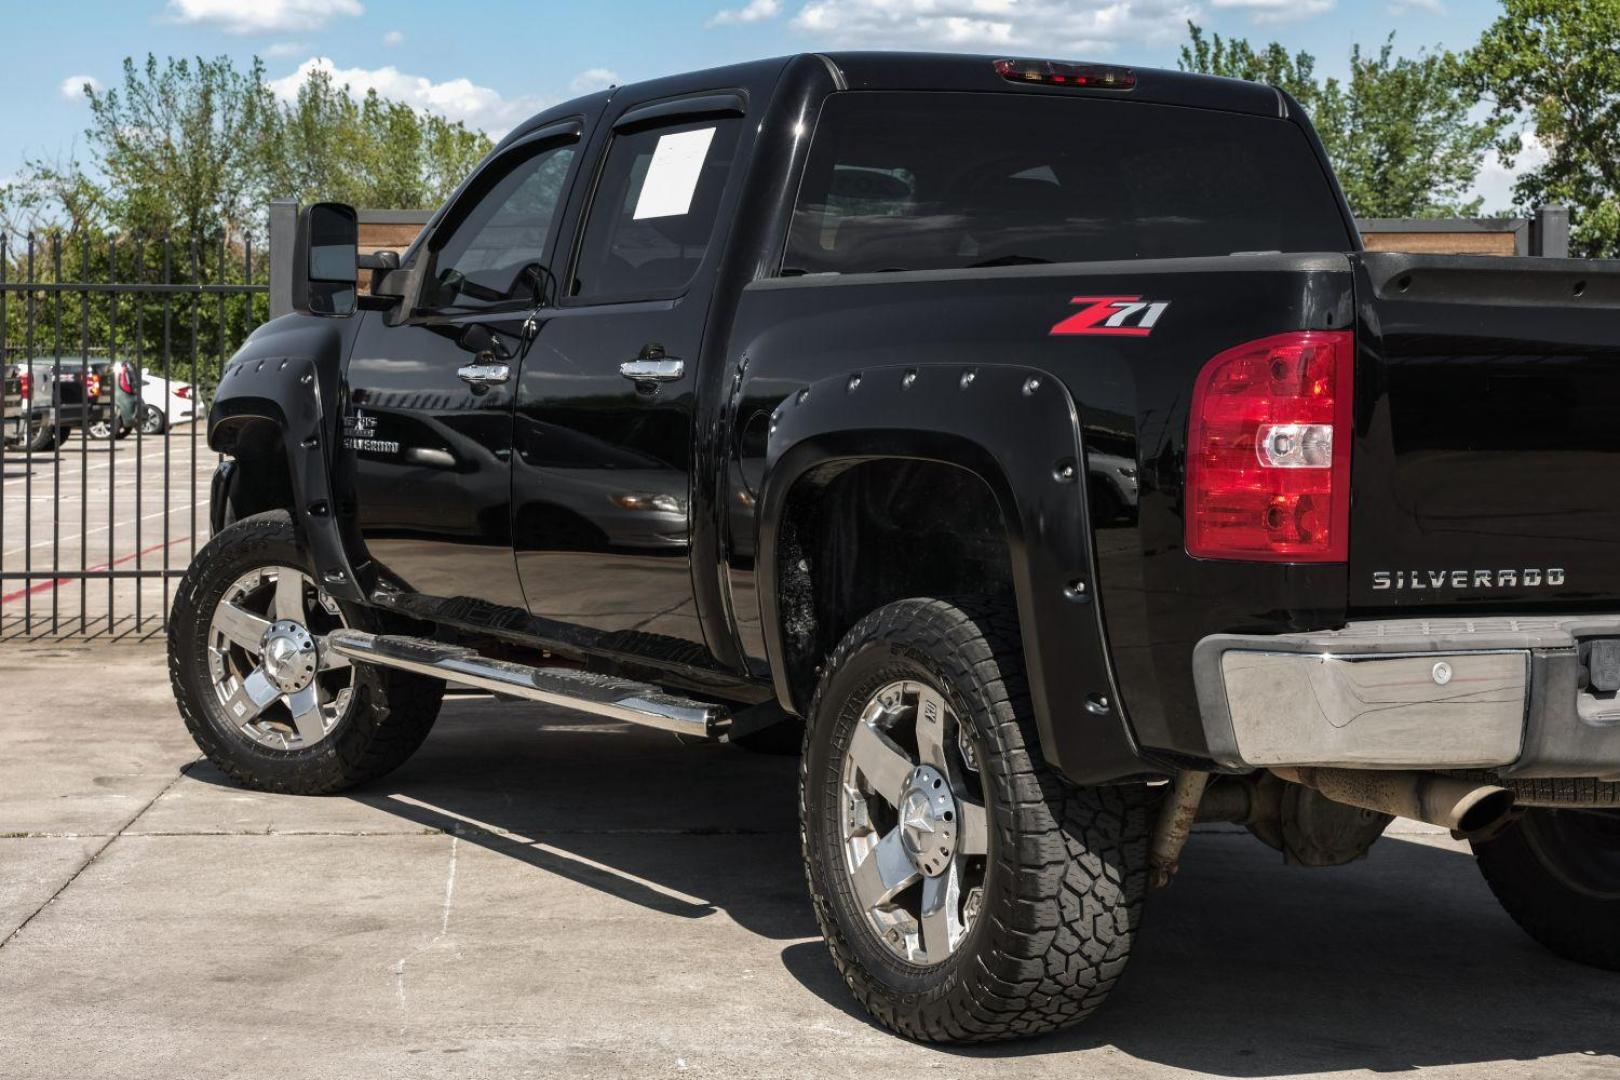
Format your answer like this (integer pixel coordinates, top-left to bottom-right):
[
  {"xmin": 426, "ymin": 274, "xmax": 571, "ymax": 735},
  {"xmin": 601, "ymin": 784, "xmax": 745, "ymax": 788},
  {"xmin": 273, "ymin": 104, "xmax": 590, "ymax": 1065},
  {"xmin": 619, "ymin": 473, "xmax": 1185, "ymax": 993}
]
[{"xmin": 1194, "ymin": 616, "xmax": 1620, "ymax": 779}]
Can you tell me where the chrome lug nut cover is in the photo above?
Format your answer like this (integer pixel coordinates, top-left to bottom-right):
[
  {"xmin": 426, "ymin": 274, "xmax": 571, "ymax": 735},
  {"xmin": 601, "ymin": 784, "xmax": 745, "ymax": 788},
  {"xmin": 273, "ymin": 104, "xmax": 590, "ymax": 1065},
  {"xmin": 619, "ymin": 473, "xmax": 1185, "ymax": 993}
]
[
  {"xmin": 899, "ymin": 765, "xmax": 958, "ymax": 877},
  {"xmin": 261, "ymin": 620, "xmax": 318, "ymax": 693}
]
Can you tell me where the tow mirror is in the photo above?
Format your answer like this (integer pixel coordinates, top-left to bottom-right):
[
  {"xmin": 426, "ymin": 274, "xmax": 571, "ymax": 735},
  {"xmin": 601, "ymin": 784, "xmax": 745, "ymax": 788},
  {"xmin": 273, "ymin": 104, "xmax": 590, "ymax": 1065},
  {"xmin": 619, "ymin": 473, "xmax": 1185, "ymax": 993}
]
[{"xmin": 293, "ymin": 202, "xmax": 359, "ymax": 317}]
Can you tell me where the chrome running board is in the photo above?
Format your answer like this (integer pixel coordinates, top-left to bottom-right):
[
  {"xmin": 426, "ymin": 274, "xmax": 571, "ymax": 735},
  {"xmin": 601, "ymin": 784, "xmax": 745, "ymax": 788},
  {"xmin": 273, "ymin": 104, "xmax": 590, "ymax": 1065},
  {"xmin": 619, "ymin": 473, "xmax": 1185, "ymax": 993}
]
[{"xmin": 325, "ymin": 629, "xmax": 730, "ymax": 739}]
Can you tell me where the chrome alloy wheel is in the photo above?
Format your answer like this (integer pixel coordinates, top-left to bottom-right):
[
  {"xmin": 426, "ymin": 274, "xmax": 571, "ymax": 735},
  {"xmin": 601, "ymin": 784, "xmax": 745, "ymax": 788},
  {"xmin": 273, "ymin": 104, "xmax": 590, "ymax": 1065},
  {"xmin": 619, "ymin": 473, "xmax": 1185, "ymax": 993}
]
[
  {"xmin": 839, "ymin": 680, "xmax": 990, "ymax": 965},
  {"xmin": 206, "ymin": 565, "xmax": 354, "ymax": 751}
]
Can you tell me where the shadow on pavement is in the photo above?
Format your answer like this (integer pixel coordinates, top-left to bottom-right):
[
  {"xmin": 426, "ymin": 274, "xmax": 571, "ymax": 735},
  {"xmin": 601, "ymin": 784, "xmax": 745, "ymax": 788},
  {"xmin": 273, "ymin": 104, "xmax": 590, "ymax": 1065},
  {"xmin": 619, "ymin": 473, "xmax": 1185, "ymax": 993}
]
[
  {"xmin": 345, "ymin": 696, "xmax": 816, "ymax": 941},
  {"xmin": 782, "ymin": 826, "xmax": 1620, "ymax": 1073},
  {"xmin": 199, "ymin": 695, "xmax": 1620, "ymax": 1073}
]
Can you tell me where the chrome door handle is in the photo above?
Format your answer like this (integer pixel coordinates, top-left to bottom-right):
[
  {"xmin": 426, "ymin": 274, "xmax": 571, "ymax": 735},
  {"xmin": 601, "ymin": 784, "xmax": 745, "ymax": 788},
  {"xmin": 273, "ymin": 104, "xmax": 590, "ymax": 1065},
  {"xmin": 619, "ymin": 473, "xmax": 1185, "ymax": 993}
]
[
  {"xmin": 619, "ymin": 358, "xmax": 684, "ymax": 383},
  {"xmin": 456, "ymin": 362, "xmax": 510, "ymax": 386}
]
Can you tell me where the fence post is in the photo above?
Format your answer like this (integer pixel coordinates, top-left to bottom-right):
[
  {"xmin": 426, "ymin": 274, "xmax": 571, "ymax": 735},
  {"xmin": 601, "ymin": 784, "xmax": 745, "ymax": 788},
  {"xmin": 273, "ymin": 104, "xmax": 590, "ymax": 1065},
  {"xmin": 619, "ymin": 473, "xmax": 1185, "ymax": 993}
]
[
  {"xmin": 268, "ymin": 199, "xmax": 298, "ymax": 319},
  {"xmin": 1530, "ymin": 205, "xmax": 1570, "ymax": 258}
]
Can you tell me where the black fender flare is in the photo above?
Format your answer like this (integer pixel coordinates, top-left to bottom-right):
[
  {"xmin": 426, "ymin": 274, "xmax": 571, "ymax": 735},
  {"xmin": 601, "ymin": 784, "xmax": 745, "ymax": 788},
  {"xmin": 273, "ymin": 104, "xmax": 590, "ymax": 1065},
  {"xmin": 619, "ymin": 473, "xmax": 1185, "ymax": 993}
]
[
  {"xmin": 756, "ymin": 362, "xmax": 1148, "ymax": 784},
  {"xmin": 207, "ymin": 315, "xmax": 366, "ymax": 603}
]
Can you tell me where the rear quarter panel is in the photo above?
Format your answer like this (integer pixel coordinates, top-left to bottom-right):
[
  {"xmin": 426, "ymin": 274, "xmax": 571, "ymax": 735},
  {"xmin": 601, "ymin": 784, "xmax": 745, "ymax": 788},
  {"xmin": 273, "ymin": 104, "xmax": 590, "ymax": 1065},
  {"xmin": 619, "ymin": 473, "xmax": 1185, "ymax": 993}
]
[{"xmin": 725, "ymin": 254, "xmax": 1358, "ymax": 776}]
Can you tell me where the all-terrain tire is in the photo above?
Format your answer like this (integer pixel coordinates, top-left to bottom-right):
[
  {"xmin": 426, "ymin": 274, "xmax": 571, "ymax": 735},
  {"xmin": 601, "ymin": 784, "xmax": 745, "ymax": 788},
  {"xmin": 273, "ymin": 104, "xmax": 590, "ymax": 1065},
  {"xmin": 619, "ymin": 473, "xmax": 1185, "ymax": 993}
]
[
  {"xmin": 801, "ymin": 596, "xmax": 1158, "ymax": 1043},
  {"xmin": 169, "ymin": 509, "xmax": 444, "ymax": 794},
  {"xmin": 1472, "ymin": 806, "xmax": 1620, "ymax": 970}
]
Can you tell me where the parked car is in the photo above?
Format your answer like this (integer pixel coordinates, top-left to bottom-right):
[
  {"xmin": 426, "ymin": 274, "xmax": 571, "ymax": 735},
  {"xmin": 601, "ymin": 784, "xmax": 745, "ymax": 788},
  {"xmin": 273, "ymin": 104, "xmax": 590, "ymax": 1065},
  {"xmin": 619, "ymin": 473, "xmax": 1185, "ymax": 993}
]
[
  {"xmin": 2, "ymin": 357, "xmax": 117, "ymax": 451},
  {"xmin": 170, "ymin": 53, "xmax": 1620, "ymax": 1043},
  {"xmin": 135, "ymin": 372, "xmax": 205, "ymax": 434}
]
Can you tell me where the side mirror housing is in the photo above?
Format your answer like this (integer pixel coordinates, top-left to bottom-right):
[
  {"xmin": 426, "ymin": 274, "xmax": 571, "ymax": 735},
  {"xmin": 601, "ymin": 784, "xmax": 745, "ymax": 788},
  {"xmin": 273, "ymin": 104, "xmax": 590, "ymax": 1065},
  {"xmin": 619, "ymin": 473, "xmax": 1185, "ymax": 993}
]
[{"xmin": 292, "ymin": 202, "xmax": 359, "ymax": 317}]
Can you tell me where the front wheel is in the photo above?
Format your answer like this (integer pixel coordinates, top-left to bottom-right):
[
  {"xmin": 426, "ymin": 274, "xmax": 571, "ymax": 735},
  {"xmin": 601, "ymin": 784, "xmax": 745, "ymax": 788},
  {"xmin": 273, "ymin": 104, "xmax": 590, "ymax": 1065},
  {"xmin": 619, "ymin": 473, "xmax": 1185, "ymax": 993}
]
[
  {"xmin": 1472, "ymin": 806, "xmax": 1620, "ymax": 969},
  {"xmin": 139, "ymin": 404, "xmax": 166, "ymax": 435},
  {"xmin": 801, "ymin": 596, "xmax": 1156, "ymax": 1043},
  {"xmin": 168, "ymin": 509, "xmax": 445, "ymax": 794}
]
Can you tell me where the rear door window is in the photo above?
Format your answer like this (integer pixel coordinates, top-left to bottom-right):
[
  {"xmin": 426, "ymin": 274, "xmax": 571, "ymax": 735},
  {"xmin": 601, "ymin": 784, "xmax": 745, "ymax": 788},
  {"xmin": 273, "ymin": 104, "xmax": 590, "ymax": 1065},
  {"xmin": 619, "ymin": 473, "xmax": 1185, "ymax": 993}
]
[
  {"xmin": 784, "ymin": 92, "xmax": 1352, "ymax": 276},
  {"xmin": 570, "ymin": 117, "xmax": 743, "ymax": 302}
]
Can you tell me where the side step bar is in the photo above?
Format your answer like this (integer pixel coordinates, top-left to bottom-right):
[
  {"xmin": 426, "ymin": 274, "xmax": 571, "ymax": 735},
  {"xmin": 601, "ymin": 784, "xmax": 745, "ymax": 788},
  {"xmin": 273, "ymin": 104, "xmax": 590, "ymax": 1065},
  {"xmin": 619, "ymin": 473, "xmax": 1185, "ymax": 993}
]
[{"xmin": 325, "ymin": 630, "xmax": 730, "ymax": 740}]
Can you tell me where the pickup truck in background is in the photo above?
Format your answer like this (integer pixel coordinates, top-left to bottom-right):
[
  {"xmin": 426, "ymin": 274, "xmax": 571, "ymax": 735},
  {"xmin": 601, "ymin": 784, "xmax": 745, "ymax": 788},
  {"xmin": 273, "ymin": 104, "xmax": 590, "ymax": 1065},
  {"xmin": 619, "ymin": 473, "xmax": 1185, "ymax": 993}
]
[
  {"xmin": 168, "ymin": 52, "xmax": 1620, "ymax": 1043},
  {"xmin": 2, "ymin": 357, "xmax": 121, "ymax": 450}
]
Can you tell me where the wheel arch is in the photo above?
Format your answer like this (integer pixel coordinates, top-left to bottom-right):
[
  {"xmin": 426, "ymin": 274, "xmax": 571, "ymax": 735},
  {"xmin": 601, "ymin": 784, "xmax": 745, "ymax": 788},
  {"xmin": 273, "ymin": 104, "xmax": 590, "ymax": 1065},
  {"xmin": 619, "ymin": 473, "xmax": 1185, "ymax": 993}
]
[
  {"xmin": 207, "ymin": 315, "xmax": 365, "ymax": 602},
  {"xmin": 755, "ymin": 363, "xmax": 1150, "ymax": 784}
]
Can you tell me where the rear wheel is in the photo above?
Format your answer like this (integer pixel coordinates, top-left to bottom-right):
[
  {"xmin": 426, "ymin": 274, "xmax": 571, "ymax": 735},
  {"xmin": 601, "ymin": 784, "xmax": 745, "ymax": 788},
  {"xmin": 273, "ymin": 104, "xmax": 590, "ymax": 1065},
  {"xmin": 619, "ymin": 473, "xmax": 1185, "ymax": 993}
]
[
  {"xmin": 1472, "ymin": 807, "xmax": 1620, "ymax": 969},
  {"xmin": 801, "ymin": 596, "xmax": 1156, "ymax": 1043},
  {"xmin": 169, "ymin": 510, "xmax": 444, "ymax": 794},
  {"xmin": 23, "ymin": 421, "xmax": 61, "ymax": 452}
]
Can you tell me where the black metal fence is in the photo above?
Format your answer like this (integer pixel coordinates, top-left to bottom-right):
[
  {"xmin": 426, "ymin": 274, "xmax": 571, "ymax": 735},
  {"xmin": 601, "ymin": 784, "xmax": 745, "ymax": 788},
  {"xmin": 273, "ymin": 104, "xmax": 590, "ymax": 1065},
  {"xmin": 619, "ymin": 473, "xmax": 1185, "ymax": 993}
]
[{"xmin": 0, "ymin": 231, "xmax": 268, "ymax": 639}]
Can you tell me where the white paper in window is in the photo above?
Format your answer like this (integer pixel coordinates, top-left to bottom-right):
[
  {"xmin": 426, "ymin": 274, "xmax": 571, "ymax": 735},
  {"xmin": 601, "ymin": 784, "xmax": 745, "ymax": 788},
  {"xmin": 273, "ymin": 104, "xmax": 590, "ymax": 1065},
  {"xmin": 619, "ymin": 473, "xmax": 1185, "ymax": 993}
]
[{"xmin": 632, "ymin": 127, "xmax": 717, "ymax": 220}]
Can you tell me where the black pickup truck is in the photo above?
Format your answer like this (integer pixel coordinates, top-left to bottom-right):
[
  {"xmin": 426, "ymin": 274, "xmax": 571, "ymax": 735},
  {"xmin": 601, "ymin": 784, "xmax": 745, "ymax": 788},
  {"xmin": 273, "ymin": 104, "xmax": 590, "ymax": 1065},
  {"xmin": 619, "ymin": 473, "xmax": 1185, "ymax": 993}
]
[{"xmin": 169, "ymin": 52, "xmax": 1620, "ymax": 1043}]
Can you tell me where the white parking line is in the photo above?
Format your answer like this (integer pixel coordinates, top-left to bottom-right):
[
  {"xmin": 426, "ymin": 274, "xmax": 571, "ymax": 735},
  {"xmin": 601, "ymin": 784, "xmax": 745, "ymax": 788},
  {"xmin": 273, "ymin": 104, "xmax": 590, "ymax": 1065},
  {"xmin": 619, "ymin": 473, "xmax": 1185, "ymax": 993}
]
[
  {"xmin": 0, "ymin": 440, "xmax": 184, "ymax": 487},
  {"xmin": 1, "ymin": 501, "xmax": 203, "ymax": 559}
]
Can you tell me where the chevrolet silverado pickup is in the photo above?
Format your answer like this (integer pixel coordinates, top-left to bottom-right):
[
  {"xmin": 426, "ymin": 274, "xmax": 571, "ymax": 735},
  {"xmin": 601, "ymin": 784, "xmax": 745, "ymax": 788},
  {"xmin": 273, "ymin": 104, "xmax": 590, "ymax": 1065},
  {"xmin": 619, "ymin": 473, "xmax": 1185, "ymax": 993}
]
[{"xmin": 168, "ymin": 52, "xmax": 1620, "ymax": 1043}]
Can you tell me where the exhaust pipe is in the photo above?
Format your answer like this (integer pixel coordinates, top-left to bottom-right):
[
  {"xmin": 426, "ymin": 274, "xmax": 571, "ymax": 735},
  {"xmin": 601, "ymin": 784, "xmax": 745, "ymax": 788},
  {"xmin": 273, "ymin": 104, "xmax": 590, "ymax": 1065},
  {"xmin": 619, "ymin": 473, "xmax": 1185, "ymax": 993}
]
[{"xmin": 1270, "ymin": 767, "xmax": 1515, "ymax": 836}]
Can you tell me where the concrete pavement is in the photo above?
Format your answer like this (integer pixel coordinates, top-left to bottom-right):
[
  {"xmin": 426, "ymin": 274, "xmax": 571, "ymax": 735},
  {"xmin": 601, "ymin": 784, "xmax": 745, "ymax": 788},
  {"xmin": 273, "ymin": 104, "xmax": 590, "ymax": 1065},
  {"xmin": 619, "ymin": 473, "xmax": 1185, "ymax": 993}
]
[{"xmin": 1, "ymin": 642, "xmax": 1617, "ymax": 1079}]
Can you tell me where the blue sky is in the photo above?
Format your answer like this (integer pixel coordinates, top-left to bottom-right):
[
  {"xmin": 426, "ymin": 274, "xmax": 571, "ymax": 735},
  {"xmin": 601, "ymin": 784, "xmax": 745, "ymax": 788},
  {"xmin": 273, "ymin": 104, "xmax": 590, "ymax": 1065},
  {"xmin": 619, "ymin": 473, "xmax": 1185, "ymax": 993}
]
[{"xmin": 8, "ymin": 0, "xmax": 1520, "ymax": 206}]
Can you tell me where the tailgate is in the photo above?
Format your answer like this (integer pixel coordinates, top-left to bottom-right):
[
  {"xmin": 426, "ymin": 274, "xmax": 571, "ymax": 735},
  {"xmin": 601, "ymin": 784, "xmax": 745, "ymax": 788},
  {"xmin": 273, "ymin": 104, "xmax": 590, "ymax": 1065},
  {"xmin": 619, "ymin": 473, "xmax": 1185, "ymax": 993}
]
[{"xmin": 1350, "ymin": 253, "xmax": 1620, "ymax": 613}]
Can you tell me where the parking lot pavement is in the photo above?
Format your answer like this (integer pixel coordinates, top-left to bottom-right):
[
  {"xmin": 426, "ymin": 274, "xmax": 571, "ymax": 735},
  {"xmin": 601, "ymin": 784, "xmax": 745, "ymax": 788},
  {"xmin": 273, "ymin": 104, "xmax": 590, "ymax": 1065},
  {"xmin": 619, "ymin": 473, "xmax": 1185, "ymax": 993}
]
[
  {"xmin": 0, "ymin": 428, "xmax": 215, "ymax": 638},
  {"xmin": 1, "ymin": 644, "xmax": 1616, "ymax": 1080}
]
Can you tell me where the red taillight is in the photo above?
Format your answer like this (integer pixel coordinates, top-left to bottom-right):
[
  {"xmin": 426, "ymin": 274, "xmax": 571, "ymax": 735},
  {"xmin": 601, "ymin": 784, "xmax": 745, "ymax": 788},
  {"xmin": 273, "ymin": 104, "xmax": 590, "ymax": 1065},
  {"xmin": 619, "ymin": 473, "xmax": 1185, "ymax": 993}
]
[
  {"xmin": 1185, "ymin": 330, "xmax": 1353, "ymax": 562},
  {"xmin": 87, "ymin": 372, "xmax": 102, "ymax": 399},
  {"xmin": 18, "ymin": 372, "xmax": 30, "ymax": 401},
  {"xmin": 117, "ymin": 364, "xmax": 134, "ymax": 394},
  {"xmin": 174, "ymin": 384, "xmax": 191, "ymax": 399}
]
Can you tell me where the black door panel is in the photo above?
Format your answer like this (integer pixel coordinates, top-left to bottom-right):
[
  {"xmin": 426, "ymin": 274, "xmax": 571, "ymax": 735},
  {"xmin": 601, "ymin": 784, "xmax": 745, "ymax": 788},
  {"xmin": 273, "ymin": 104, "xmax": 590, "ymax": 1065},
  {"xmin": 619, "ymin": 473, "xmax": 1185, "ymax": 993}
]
[
  {"xmin": 345, "ymin": 312, "xmax": 529, "ymax": 611},
  {"xmin": 514, "ymin": 103, "xmax": 746, "ymax": 665}
]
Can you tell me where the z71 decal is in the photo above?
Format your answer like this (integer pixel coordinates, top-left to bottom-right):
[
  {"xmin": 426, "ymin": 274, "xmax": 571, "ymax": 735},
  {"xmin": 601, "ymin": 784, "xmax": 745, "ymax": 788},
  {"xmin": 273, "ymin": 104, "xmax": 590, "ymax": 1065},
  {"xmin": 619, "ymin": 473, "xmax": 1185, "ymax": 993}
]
[{"xmin": 1049, "ymin": 295, "xmax": 1170, "ymax": 337}]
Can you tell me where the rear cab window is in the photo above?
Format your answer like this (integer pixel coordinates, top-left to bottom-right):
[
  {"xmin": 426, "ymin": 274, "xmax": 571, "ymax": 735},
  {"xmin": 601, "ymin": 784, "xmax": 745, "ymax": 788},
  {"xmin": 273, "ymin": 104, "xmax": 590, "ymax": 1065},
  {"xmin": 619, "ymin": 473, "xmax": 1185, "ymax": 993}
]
[{"xmin": 783, "ymin": 92, "xmax": 1353, "ymax": 276}]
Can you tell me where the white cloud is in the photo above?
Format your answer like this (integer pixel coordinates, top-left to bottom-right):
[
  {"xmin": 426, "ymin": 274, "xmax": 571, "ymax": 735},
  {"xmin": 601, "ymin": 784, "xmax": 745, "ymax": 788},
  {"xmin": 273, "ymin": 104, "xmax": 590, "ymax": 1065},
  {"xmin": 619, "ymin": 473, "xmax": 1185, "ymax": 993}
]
[
  {"xmin": 59, "ymin": 74, "xmax": 101, "ymax": 101},
  {"xmin": 1388, "ymin": 0, "xmax": 1443, "ymax": 12},
  {"xmin": 710, "ymin": 0, "xmax": 782, "ymax": 26},
  {"xmin": 268, "ymin": 57, "xmax": 546, "ymax": 135},
  {"xmin": 262, "ymin": 41, "xmax": 308, "ymax": 58},
  {"xmin": 569, "ymin": 68, "xmax": 621, "ymax": 94},
  {"xmin": 1210, "ymin": 0, "xmax": 1335, "ymax": 23},
  {"xmin": 1469, "ymin": 130, "xmax": 1550, "ymax": 214},
  {"xmin": 166, "ymin": 0, "xmax": 363, "ymax": 35},
  {"xmin": 788, "ymin": 0, "xmax": 1199, "ymax": 54},
  {"xmin": 383, "ymin": 29, "xmax": 405, "ymax": 46}
]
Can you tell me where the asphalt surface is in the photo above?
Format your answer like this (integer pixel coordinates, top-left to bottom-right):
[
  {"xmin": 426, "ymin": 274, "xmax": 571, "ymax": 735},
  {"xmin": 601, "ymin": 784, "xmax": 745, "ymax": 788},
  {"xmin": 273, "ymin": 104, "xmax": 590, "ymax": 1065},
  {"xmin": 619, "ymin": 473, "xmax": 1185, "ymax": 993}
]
[
  {"xmin": 1, "ymin": 642, "xmax": 1616, "ymax": 1080},
  {"xmin": 0, "ymin": 426, "xmax": 214, "ymax": 639}
]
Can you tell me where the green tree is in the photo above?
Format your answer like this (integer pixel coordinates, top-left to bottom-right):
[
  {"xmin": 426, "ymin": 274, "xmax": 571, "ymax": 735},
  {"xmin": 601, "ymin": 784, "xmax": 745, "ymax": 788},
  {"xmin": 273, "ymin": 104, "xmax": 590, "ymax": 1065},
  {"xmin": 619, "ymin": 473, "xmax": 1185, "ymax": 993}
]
[
  {"xmin": 83, "ymin": 54, "xmax": 277, "ymax": 239},
  {"xmin": 261, "ymin": 67, "xmax": 489, "ymax": 210},
  {"xmin": 1464, "ymin": 0, "xmax": 1620, "ymax": 257},
  {"xmin": 1180, "ymin": 23, "xmax": 1497, "ymax": 219},
  {"xmin": 0, "ymin": 53, "xmax": 495, "ymax": 382}
]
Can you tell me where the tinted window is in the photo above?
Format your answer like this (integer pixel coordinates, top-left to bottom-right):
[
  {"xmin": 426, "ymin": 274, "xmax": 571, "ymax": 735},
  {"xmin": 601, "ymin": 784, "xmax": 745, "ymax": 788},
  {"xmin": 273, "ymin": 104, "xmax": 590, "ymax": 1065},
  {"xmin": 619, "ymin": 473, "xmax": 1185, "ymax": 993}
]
[
  {"xmin": 784, "ymin": 93, "xmax": 1352, "ymax": 276},
  {"xmin": 421, "ymin": 141, "xmax": 576, "ymax": 309},
  {"xmin": 571, "ymin": 118, "xmax": 741, "ymax": 301}
]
